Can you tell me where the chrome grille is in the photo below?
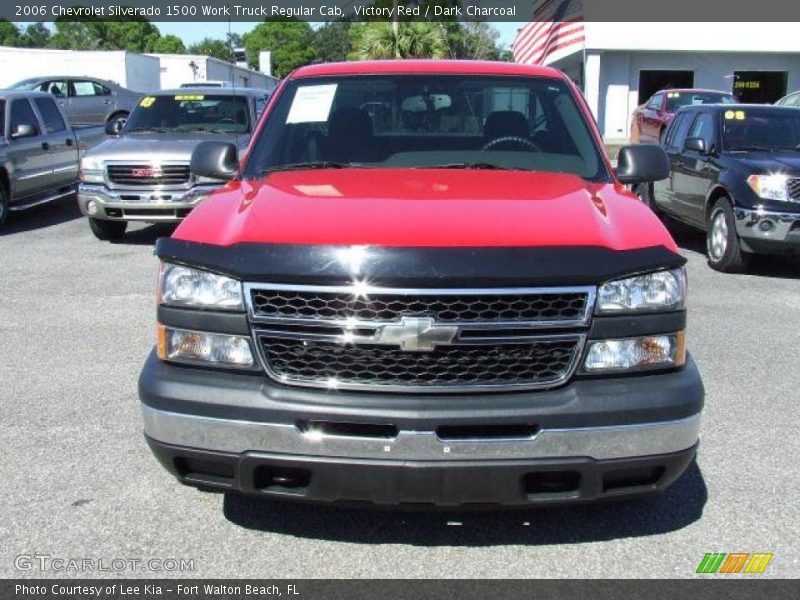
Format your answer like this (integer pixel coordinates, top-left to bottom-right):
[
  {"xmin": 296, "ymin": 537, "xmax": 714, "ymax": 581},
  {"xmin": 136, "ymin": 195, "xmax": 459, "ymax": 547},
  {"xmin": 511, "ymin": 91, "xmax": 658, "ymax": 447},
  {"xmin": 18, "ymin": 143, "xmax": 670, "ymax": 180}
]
[
  {"xmin": 246, "ymin": 283, "xmax": 594, "ymax": 392},
  {"xmin": 106, "ymin": 164, "xmax": 190, "ymax": 187},
  {"xmin": 250, "ymin": 286, "xmax": 589, "ymax": 324},
  {"xmin": 788, "ymin": 178, "xmax": 800, "ymax": 202},
  {"xmin": 259, "ymin": 336, "xmax": 581, "ymax": 390}
]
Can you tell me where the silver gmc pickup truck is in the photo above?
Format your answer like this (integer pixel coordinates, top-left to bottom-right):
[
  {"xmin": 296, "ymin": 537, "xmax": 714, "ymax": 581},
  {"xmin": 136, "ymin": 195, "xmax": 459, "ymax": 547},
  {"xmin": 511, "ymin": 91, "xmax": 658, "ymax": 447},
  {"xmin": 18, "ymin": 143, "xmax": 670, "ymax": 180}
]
[
  {"xmin": 1, "ymin": 90, "xmax": 104, "ymax": 230},
  {"xmin": 78, "ymin": 87, "xmax": 270, "ymax": 241}
]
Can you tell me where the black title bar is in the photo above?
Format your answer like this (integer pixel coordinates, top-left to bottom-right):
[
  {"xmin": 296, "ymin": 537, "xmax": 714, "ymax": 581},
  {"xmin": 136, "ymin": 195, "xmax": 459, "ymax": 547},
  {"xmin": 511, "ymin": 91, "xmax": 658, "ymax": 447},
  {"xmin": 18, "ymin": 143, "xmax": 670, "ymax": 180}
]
[{"xmin": 5, "ymin": 1, "xmax": 800, "ymax": 22}]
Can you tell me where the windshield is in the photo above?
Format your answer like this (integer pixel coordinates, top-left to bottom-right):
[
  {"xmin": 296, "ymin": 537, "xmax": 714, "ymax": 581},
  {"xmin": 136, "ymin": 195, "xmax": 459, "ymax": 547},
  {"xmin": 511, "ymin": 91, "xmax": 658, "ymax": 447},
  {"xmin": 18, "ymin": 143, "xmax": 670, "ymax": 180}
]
[
  {"xmin": 7, "ymin": 78, "xmax": 40, "ymax": 90},
  {"xmin": 666, "ymin": 91, "xmax": 735, "ymax": 111},
  {"xmin": 722, "ymin": 108, "xmax": 800, "ymax": 151},
  {"xmin": 243, "ymin": 75, "xmax": 609, "ymax": 181},
  {"xmin": 124, "ymin": 94, "xmax": 251, "ymax": 134}
]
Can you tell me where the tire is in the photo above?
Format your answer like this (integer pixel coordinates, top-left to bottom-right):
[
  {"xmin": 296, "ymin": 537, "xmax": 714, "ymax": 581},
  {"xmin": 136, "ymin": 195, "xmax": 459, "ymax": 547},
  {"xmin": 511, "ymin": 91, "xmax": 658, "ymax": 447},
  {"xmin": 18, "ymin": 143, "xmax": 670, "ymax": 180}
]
[
  {"xmin": 0, "ymin": 183, "xmax": 8, "ymax": 230},
  {"xmin": 106, "ymin": 111, "xmax": 129, "ymax": 134},
  {"xmin": 88, "ymin": 217, "xmax": 127, "ymax": 241},
  {"xmin": 706, "ymin": 198, "xmax": 749, "ymax": 273}
]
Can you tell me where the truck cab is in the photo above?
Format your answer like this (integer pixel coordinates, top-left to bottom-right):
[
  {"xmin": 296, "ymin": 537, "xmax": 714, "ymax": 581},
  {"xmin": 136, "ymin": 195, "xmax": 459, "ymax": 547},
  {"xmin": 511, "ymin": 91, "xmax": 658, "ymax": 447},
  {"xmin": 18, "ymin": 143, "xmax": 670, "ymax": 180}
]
[{"xmin": 0, "ymin": 90, "xmax": 80, "ymax": 229}]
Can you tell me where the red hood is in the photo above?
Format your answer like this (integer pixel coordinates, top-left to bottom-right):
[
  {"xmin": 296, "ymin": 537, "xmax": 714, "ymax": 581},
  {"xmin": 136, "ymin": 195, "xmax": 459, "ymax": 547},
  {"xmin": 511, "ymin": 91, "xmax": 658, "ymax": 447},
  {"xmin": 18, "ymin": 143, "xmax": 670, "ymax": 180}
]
[{"xmin": 173, "ymin": 169, "xmax": 677, "ymax": 252}]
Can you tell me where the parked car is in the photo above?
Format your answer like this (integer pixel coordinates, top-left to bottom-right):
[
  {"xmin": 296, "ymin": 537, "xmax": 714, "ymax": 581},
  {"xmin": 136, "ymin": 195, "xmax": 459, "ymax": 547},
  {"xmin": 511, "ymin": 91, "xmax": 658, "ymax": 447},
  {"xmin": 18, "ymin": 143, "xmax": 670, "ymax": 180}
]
[
  {"xmin": 775, "ymin": 91, "xmax": 800, "ymax": 107},
  {"xmin": 631, "ymin": 89, "xmax": 735, "ymax": 144},
  {"xmin": 78, "ymin": 87, "xmax": 270, "ymax": 240},
  {"xmin": 139, "ymin": 60, "xmax": 703, "ymax": 507},
  {"xmin": 1, "ymin": 90, "xmax": 98, "ymax": 229},
  {"xmin": 8, "ymin": 76, "xmax": 140, "ymax": 130},
  {"xmin": 635, "ymin": 104, "xmax": 800, "ymax": 272}
]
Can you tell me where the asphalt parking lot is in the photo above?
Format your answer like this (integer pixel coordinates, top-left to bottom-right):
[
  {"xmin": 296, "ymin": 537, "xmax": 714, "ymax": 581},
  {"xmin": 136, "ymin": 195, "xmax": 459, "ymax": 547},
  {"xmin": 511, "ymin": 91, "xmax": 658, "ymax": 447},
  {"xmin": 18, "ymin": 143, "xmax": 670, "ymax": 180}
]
[{"xmin": 1, "ymin": 198, "xmax": 798, "ymax": 579}]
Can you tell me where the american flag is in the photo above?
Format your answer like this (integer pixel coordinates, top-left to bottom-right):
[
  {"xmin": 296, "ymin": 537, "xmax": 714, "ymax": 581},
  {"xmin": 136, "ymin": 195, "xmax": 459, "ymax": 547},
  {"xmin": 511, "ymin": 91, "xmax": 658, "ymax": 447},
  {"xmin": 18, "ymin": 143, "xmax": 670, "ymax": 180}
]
[{"xmin": 513, "ymin": 0, "xmax": 585, "ymax": 66}]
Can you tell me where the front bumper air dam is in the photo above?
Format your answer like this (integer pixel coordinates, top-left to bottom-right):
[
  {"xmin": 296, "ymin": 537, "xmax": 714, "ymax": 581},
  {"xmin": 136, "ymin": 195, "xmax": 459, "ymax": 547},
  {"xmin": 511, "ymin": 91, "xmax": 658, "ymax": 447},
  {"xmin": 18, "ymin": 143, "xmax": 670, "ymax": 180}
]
[
  {"xmin": 139, "ymin": 352, "xmax": 703, "ymax": 506},
  {"xmin": 78, "ymin": 183, "xmax": 217, "ymax": 222},
  {"xmin": 735, "ymin": 207, "xmax": 800, "ymax": 252}
]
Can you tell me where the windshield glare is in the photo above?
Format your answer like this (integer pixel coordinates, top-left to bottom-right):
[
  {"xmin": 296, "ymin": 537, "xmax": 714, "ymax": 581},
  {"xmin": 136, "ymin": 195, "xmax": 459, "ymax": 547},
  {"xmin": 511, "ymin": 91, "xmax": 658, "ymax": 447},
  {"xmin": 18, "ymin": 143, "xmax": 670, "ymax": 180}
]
[
  {"xmin": 243, "ymin": 75, "xmax": 608, "ymax": 181},
  {"xmin": 124, "ymin": 94, "xmax": 250, "ymax": 134},
  {"xmin": 8, "ymin": 78, "xmax": 39, "ymax": 90},
  {"xmin": 723, "ymin": 110, "xmax": 800, "ymax": 151},
  {"xmin": 666, "ymin": 92, "xmax": 735, "ymax": 111}
]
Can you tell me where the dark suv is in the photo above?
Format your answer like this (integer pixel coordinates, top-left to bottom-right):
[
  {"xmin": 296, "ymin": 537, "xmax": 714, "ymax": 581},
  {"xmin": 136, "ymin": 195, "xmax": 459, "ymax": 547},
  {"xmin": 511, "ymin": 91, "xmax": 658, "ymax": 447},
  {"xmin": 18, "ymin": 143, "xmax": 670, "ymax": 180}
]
[{"xmin": 636, "ymin": 104, "xmax": 800, "ymax": 272}]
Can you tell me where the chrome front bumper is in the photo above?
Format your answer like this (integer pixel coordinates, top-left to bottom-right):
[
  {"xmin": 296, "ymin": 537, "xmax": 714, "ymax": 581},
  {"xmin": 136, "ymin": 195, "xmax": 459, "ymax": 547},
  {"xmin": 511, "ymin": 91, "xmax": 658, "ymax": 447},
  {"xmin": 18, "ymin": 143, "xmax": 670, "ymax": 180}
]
[
  {"xmin": 735, "ymin": 207, "xmax": 800, "ymax": 243},
  {"xmin": 141, "ymin": 404, "xmax": 701, "ymax": 462},
  {"xmin": 78, "ymin": 183, "xmax": 218, "ymax": 222}
]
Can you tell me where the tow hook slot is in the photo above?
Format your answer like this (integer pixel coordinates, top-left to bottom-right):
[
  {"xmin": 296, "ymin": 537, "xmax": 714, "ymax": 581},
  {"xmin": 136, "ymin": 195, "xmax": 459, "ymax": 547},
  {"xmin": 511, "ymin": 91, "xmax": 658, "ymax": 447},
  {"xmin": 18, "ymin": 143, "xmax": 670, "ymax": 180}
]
[
  {"xmin": 436, "ymin": 424, "xmax": 539, "ymax": 441},
  {"xmin": 297, "ymin": 420, "xmax": 399, "ymax": 440}
]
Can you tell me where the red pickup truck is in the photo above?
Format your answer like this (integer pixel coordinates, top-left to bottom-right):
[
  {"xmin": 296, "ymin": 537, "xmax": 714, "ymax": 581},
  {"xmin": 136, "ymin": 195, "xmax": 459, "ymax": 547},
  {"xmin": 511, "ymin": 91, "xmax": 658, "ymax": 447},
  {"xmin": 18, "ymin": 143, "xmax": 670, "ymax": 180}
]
[{"xmin": 139, "ymin": 61, "xmax": 703, "ymax": 507}]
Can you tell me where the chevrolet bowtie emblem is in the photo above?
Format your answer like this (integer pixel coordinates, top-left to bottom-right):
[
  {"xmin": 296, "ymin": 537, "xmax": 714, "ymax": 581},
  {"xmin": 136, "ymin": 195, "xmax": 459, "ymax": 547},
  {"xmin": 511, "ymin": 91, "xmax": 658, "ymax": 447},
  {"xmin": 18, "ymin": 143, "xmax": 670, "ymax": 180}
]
[{"xmin": 376, "ymin": 317, "xmax": 459, "ymax": 352}]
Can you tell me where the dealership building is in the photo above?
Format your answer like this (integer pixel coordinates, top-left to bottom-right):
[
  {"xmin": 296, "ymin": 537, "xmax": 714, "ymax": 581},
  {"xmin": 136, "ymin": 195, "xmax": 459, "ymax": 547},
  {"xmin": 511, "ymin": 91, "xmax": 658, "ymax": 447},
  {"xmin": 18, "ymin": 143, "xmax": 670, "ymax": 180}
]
[
  {"xmin": 0, "ymin": 46, "xmax": 279, "ymax": 92},
  {"xmin": 535, "ymin": 23, "xmax": 800, "ymax": 140}
]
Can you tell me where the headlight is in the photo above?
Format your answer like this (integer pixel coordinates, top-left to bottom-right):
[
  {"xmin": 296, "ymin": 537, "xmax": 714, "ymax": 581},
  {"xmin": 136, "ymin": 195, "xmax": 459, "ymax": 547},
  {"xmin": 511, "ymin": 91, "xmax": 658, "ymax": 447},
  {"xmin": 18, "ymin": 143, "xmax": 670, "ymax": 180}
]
[
  {"xmin": 597, "ymin": 268, "xmax": 686, "ymax": 314},
  {"xmin": 157, "ymin": 325, "xmax": 255, "ymax": 368},
  {"xmin": 747, "ymin": 174, "xmax": 788, "ymax": 202},
  {"xmin": 80, "ymin": 156, "xmax": 104, "ymax": 183},
  {"xmin": 584, "ymin": 332, "xmax": 686, "ymax": 373},
  {"xmin": 159, "ymin": 263, "xmax": 243, "ymax": 310}
]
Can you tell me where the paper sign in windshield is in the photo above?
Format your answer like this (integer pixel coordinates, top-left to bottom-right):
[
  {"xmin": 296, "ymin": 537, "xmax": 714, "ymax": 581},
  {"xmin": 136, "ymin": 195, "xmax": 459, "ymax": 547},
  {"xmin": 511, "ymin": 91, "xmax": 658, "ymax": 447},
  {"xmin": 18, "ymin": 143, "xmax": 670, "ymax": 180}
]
[{"xmin": 286, "ymin": 84, "xmax": 338, "ymax": 124}]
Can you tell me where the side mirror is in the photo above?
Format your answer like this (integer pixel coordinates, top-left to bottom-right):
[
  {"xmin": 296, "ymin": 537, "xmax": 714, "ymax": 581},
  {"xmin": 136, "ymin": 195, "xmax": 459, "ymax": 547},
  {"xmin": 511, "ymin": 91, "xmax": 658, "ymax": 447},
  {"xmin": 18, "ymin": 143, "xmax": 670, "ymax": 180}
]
[
  {"xmin": 684, "ymin": 137, "xmax": 706, "ymax": 153},
  {"xmin": 10, "ymin": 123, "xmax": 37, "ymax": 139},
  {"xmin": 615, "ymin": 144, "xmax": 670, "ymax": 185},
  {"xmin": 191, "ymin": 141, "xmax": 238, "ymax": 181}
]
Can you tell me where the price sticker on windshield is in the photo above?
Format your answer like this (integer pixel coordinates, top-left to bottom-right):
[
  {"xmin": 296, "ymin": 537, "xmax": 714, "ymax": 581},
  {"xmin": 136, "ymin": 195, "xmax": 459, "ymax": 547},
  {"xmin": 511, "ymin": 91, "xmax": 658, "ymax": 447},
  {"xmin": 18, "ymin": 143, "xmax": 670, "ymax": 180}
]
[
  {"xmin": 139, "ymin": 96, "xmax": 156, "ymax": 108},
  {"xmin": 725, "ymin": 110, "xmax": 746, "ymax": 120},
  {"xmin": 175, "ymin": 95, "xmax": 205, "ymax": 101}
]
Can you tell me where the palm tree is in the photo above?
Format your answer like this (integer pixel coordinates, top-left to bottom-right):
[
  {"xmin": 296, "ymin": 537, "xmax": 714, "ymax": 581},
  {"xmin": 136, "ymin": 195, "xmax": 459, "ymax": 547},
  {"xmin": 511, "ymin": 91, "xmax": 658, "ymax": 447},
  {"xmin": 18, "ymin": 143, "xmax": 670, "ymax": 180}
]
[{"xmin": 348, "ymin": 22, "xmax": 449, "ymax": 60}]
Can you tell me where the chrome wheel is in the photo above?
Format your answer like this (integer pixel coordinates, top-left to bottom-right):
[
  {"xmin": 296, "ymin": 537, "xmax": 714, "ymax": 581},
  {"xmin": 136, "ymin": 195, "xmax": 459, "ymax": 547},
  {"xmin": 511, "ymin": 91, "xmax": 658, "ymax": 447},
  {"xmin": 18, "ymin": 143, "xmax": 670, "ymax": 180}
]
[{"xmin": 708, "ymin": 209, "xmax": 728, "ymax": 261}]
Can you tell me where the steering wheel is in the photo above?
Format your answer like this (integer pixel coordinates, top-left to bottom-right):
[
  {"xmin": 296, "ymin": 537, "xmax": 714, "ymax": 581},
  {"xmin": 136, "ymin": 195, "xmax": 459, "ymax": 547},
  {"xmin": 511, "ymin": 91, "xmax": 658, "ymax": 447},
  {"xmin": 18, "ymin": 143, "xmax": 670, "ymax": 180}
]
[{"xmin": 482, "ymin": 136, "xmax": 541, "ymax": 152}]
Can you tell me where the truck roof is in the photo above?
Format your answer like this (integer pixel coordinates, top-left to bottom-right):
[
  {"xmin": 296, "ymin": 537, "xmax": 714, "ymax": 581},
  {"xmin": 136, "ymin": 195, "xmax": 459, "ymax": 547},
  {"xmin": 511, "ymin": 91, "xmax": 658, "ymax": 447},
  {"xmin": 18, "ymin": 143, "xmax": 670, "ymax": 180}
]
[
  {"xmin": 0, "ymin": 89, "xmax": 55, "ymax": 100},
  {"xmin": 156, "ymin": 87, "xmax": 269, "ymax": 96},
  {"xmin": 290, "ymin": 59, "xmax": 565, "ymax": 80}
]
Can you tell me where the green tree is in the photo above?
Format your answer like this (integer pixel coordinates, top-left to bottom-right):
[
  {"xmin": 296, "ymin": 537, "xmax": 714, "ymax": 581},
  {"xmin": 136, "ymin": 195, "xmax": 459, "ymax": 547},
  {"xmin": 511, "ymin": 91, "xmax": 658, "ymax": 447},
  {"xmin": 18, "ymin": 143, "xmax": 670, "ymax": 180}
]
[
  {"xmin": 48, "ymin": 19, "xmax": 102, "ymax": 50},
  {"xmin": 243, "ymin": 19, "xmax": 315, "ymax": 78},
  {"xmin": 150, "ymin": 34, "xmax": 186, "ymax": 54},
  {"xmin": 0, "ymin": 19, "xmax": 21, "ymax": 46},
  {"xmin": 101, "ymin": 20, "xmax": 161, "ymax": 52},
  {"xmin": 348, "ymin": 22, "xmax": 449, "ymax": 60},
  {"xmin": 313, "ymin": 22, "xmax": 352, "ymax": 63},
  {"xmin": 19, "ymin": 22, "xmax": 50, "ymax": 48},
  {"xmin": 188, "ymin": 38, "xmax": 233, "ymax": 62}
]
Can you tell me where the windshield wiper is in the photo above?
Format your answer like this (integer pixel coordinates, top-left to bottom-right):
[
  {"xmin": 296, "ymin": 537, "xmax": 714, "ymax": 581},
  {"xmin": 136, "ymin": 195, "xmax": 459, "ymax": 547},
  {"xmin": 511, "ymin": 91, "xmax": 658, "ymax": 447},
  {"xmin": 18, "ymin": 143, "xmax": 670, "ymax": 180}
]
[
  {"xmin": 178, "ymin": 126, "xmax": 235, "ymax": 134},
  {"xmin": 126, "ymin": 126, "xmax": 171, "ymax": 134},
  {"xmin": 419, "ymin": 162, "xmax": 518, "ymax": 170},
  {"xmin": 728, "ymin": 146, "xmax": 777, "ymax": 152},
  {"xmin": 260, "ymin": 161, "xmax": 356, "ymax": 174}
]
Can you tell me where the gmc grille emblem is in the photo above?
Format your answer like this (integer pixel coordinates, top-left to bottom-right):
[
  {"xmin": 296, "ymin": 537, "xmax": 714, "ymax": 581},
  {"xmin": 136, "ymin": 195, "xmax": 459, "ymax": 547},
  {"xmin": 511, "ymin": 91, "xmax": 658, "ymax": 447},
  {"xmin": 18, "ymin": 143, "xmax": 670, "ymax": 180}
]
[
  {"xmin": 130, "ymin": 167, "xmax": 159, "ymax": 178},
  {"xmin": 376, "ymin": 317, "xmax": 459, "ymax": 352}
]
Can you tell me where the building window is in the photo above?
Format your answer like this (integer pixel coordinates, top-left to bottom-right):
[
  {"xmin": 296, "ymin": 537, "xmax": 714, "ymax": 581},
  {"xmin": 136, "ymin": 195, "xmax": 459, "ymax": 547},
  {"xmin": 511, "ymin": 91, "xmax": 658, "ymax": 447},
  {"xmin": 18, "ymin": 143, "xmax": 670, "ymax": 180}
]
[
  {"xmin": 638, "ymin": 71, "xmax": 694, "ymax": 105},
  {"xmin": 732, "ymin": 71, "xmax": 787, "ymax": 104}
]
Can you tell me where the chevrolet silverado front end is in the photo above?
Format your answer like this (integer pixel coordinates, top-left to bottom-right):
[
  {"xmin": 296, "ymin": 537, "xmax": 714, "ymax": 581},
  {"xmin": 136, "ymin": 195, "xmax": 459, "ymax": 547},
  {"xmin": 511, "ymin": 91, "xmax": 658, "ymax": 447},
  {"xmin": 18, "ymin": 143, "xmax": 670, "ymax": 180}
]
[{"xmin": 138, "ymin": 61, "xmax": 703, "ymax": 507}]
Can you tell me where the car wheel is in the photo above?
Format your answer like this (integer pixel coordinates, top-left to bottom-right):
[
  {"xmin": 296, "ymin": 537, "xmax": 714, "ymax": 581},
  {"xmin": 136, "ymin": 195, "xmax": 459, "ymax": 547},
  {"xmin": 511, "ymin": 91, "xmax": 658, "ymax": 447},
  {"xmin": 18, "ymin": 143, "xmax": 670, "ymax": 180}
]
[
  {"xmin": 0, "ymin": 184, "xmax": 8, "ymax": 230},
  {"xmin": 706, "ymin": 198, "xmax": 749, "ymax": 273},
  {"xmin": 107, "ymin": 112, "xmax": 128, "ymax": 134},
  {"xmin": 88, "ymin": 218, "xmax": 127, "ymax": 241}
]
